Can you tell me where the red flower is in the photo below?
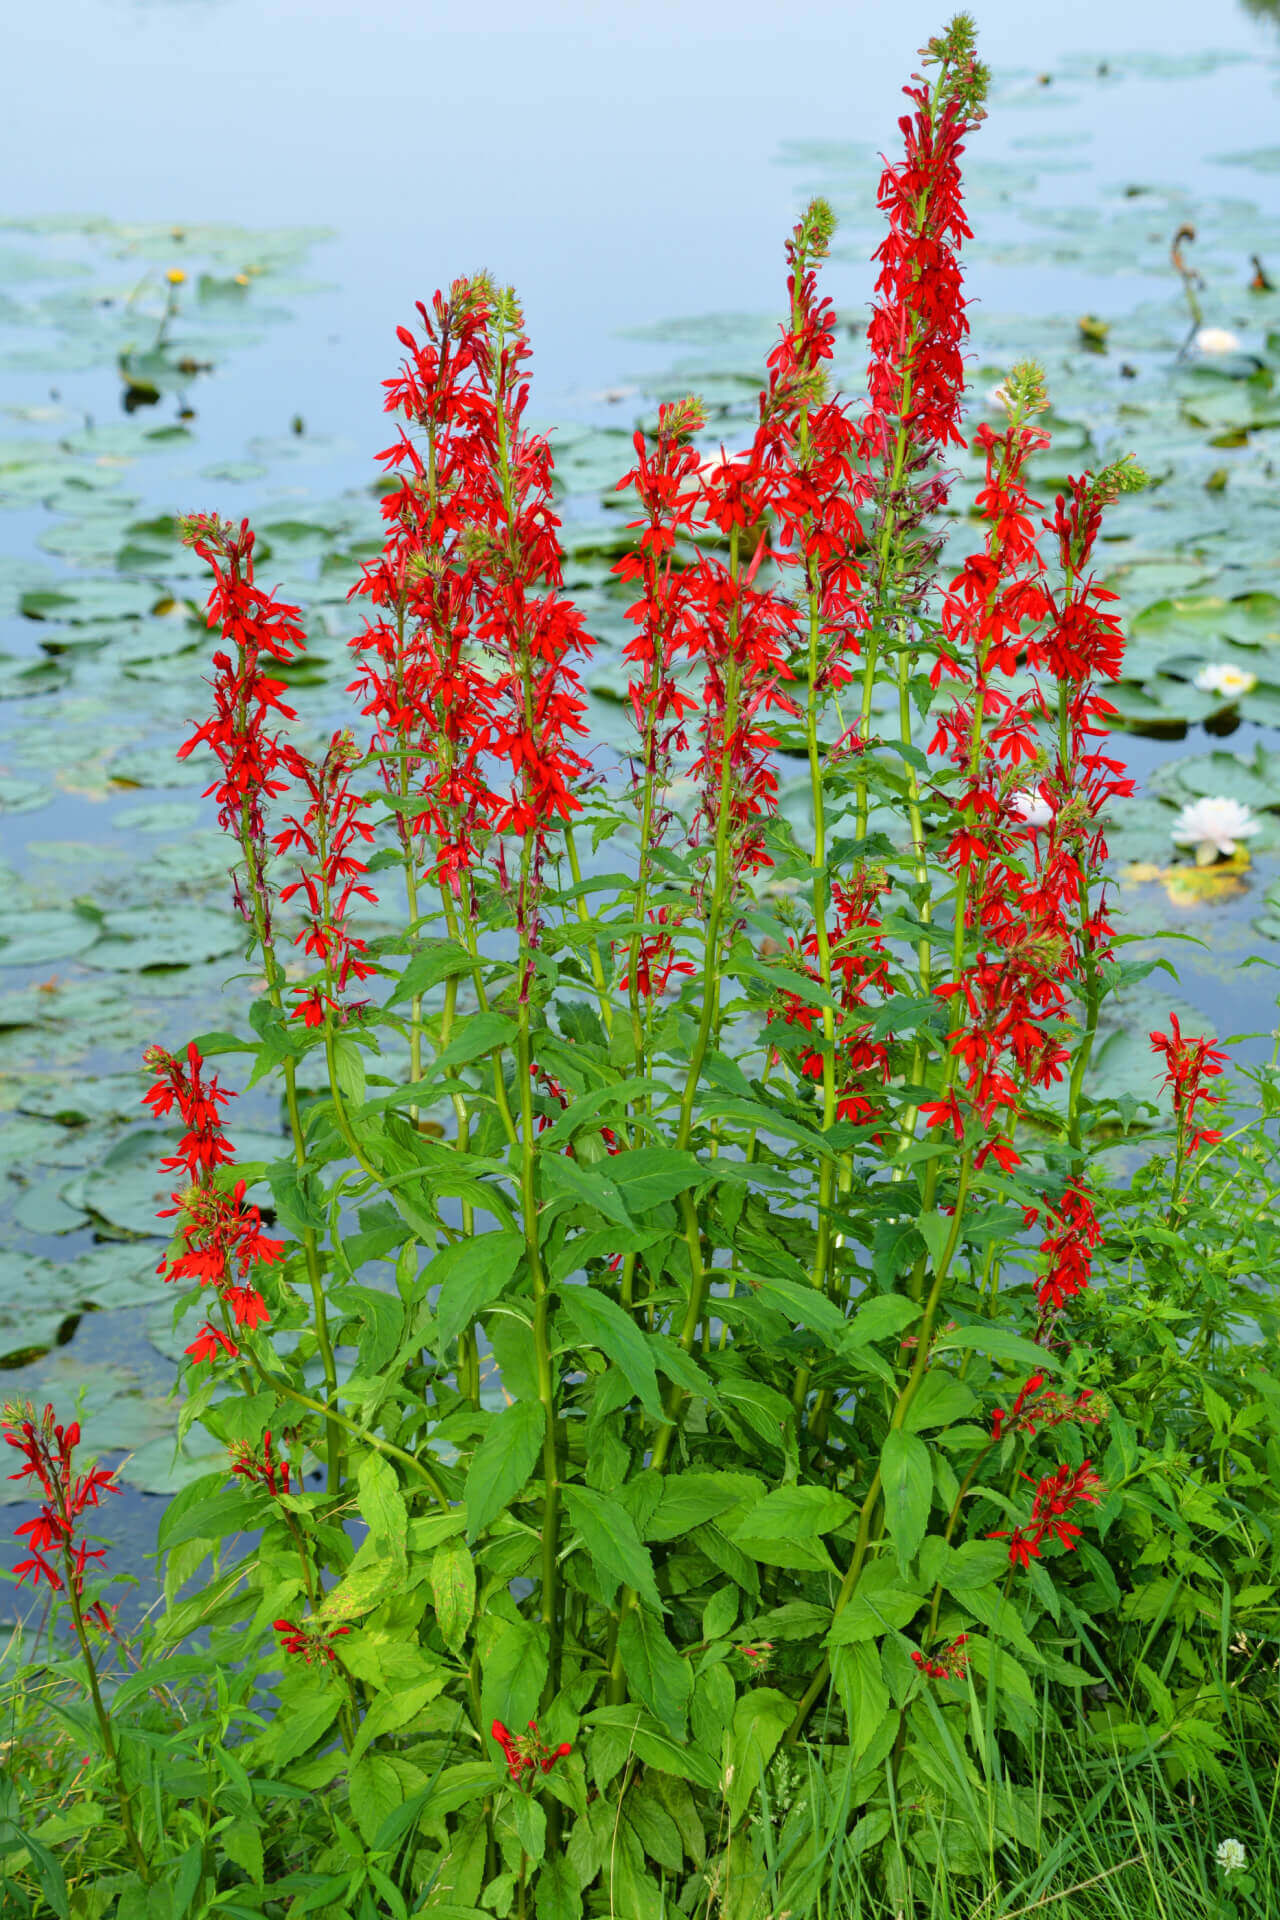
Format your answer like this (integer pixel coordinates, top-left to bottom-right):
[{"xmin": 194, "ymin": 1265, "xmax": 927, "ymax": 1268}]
[
  {"xmin": 3, "ymin": 1402, "xmax": 120, "ymax": 1625},
  {"xmin": 1151, "ymin": 1013, "xmax": 1228, "ymax": 1157},
  {"xmin": 229, "ymin": 1430, "xmax": 291, "ymax": 1498},
  {"xmin": 911, "ymin": 1633, "xmax": 969, "ymax": 1680},
  {"xmin": 491, "ymin": 1718, "xmax": 572, "ymax": 1783},
  {"xmin": 991, "ymin": 1458, "xmax": 1105, "ymax": 1570},
  {"xmin": 186, "ymin": 1324, "xmax": 239, "ymax": 1365},
  {"xmin": 273, "ymin": 1618, "xmax": 351, "ymax": 1665},
  {"xmin": 178, "ymin": 513, "xmax": 310, "ymax": 942}
]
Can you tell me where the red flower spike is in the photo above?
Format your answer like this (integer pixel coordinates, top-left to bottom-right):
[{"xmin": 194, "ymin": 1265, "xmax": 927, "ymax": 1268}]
[
  {"xmin": 991, "ymin": 1459, "xmax": 1105, "ymax": 1571},
  {"xmin": 2, "ymin": 1401, "xmax": 119, "ymax": 1627},
  {"xmin": 177, "ymin": 513, "xmax": 311, "ymax": 942},
  {"xmin": 1151, "ymin": 1014, "xmax": 1228, "ymax": 1159},
  {"xmin": 143, "ymin": 1044, "xmax": 281, "ymax": 1362}
]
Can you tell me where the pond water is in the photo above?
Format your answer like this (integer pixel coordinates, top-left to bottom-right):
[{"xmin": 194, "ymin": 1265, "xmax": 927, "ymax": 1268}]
[{"xmin": 2, "ymin": 0, "xmax": 1280, "ymax": 1619}]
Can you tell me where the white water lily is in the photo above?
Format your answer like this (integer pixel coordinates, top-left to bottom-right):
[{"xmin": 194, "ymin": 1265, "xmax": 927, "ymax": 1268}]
[
  {"xmin": 1194, "ymin": 662, "xmax": 1257, "ymax": 699},
  {"xmin": 1171, "ymin": 795, "xmax": 1261, "ymax": 865},
  {"xmin": 1194, "ymin": 326, "xmax": 1242, "ymax": 356},
  {"xmin": 1216, "ymin": 1838, "xmax": 1247, "ymax": 1875},
  {"xmin": 985, "ymin": 381, "xmax": 1011, "ymax": 411},
  {"xmin": 1009, "ymin": 786, "xmax": 1054, "ymax": 829}
]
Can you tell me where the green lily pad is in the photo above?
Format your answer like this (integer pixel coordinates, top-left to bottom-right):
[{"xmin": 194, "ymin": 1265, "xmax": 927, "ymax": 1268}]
[
  {"xmin": 118, "ymin": 1427, "xmax": 226, "ymax": 1496},
  {"xmin": 1147, "ymin": 746, "xmax": 1280, "ymax": 812},
  {"xmin": 9, "ymin": 1175, "xmax": 90, "ymax": 1236},
  {"xmin": 0, "ymin": 777, "xmax": 51, "ymax": 814},
  {"xmin": 86, "ymin": 906, "xmax": 246, "ymax": 972},
  {"xmin": 0, "ymin": 909, "xmax": 103, "ymax": 967},
  {"xmin": 79, "ymin": 1128, "xmax": 179, "ymax": 1237},
  {"xmin": 114, "ymin": 800, "xmax": 204, "ymax": 833}
]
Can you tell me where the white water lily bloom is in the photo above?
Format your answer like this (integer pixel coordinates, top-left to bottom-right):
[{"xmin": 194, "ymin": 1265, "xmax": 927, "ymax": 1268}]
[
  {"xmin": 1009, "ymin": 787, "xmax": 1054, "ymax": 829},
  {"xmin": 1194, "ymin": 326, "xmax": 1242, "ymax": 356},
  {"xmin": 1194, "ymin": 662, "xmax": 1257, "ymax": 699},
  {"xmin": 1216, "ymin": 1838, "xmax": 1247, "ymax": 1875},
  {"xmin": 1171, "ymin": 795, "xmax": 1261, "ymax": 865},
  {"xmin": 985, "ymin": 381, "xmax": 1011, "ymax": 411}
]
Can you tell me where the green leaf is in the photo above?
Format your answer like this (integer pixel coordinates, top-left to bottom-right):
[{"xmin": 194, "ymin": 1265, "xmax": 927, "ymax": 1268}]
[
  {"xmin": 331, "ymin": 1034, "xmax": 367, "ymax": 1108},
  {"xmin": 536, "ymin": 1080, "xmax": 657, "ymax": 1148},
  {"xmin": 509, "ymin": 1791, "xmax": 547, "ymax": 1865},
  {"xmin": 880, "ymin": 1430, "xmax": 932, "ymax": 1571},
  {"xmin": 466, "ymin": 1399, "xmax": 546, "ymax": 1539},
  {"xmin": 605, "ymin": 1145, "xmax": 714, "ymax": 1211},
  {"xmin": 586, "ymin": 1705, "xmax": 720, "ymax": 1789},
  {"xmin": 349, "ymin": 1753, "xmax": 406, "ymax": 1849},
  {"xmin": 432, "ymin": 1230, "xmax": 524, "ymax": 1352},
  {"xmin": 562, "ymin": 1484, "xmax": 662, "ymax": 1612},
  {"xmin": 221, "ymin": 1817, "xmax": 264, "ymax": 1886},
  {"xmin": 155, "ymin": 1485, "xmax": 263, "ymax": 1553},
  {"xmin": 728, "ymin": 1688, "xmax": 793, "ymax": 1819},
  {"xmin": 430, "ymin": 1536, "xmax": 476, "ymax": 1654},
  {"xmin": 357, "ymin": 1452, "xmax": 408, "ymax": 1570},
  {"xmin": 728, "ymin": 1484, "xmax": 851, "ymax": 1571},
  {"xmin": 827, "ymin": 1560, "xmax": 924, "ymax": 1647},
  {"xmin": 386, "ymin": 939, "xmax": 475, "ymax": 1005},
  {"xmin": 618, "ymin": 1606, "xmax": 692, "ymax": 1737},
  {"xmin": 435, "ymin": 1012, "xmax": 518, "ymax": 1072},
  {"xmin": 257, "ymin": 1686, "xmax": 341, "ymax": 1765},
  {"xmin": 931, "ymin": 1325, "xmax": 1064, "ymax": 1374},
  {"xmin": 540, "ymin": 1153, "xmax": 634, "ymax": 1229},
  {"xmin": 750, "ymin": 1272, "xmax": 851, "ymax": 1348},
  {"xmin": 558, "ymin": 1285, "xmax": 665, "ymax": 1423},
  {"xmin": 902, "ymin": 1369, "xmax": 977, "ymax": 1432},
  {"xmin": 831, "ymin": 1641, "xmax": 892, "ymax": 1762},
  {"xmin": 645, "ymin": 1472, "xmax": 748, "ymax": 1541},
  {"xmin": 534, "ymin": 1853, "xmax": 582, "ymax": 1920},
  {"xmin": 731, "ymin": 1484, "xmax": 852, "ymax": 1538},
  {"xmin": 845, "ymin": 1293, "xmax": 922, "ymax": 1347}
]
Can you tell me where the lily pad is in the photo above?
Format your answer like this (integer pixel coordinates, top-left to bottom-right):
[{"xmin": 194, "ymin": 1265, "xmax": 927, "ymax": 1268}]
[
  {"xmin": 86, "ymin": 906, "xmax": 246, "ymax": 972},
  {"xmin": 0, "ymin": 909, "xmax": 102, "ymax": 967},
  {"xmin": 1147, "ymin": 746, "xmax": 1280, "ymax": 813}
]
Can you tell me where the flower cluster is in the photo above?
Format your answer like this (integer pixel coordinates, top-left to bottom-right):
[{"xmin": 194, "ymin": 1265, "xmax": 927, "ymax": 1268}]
[
  {"xmin": 769, "ymin": 870, "xmax": 894, "ymax": 1129},
  {"xmin": 143, "ymin": 1043, "xmax": 284, "ymax": 1364},
  {"xmin": 348, "ymin": 280, "xmax": 502, "ymax": 895},
  {"xmin": 1151, "ymin": 1012, "xmax": 1228, "ymax": 1157},
  {"xmin": 273, "ymin": 730, "xmax": 379, "ymax": 1028},
  {"xmin": 991, "ymin": 1459, "xmax": 1104, "ymax": 1570},
  {"xmin": 229, "ymin": 1430, "xmax": 291, "ymax": 1498},
  {"xmin": 177, "ymin": 513, "xmax": 309, "ymax": 939},
  {"xmin": 763, "ymin": 199, "xmax": 866, "ymax": 693},
  {"xmin": 491, "ymin": 1718, "xmax": 572, "ymax": 1784},
  {"xmin": 273, "ymin": 1618, "xmax": 350, "ymax": 1665},
  {"xmin": 3, "ymin": 1402, "xmax": 119, "ymax": 1629},
  {"xmin": 991, "ymin": 1371, "xmax": 1101, "ymax": 1442},
  {"xmin": 911, "ymin": 1633, "xmax": 969, "ymax": 1680},
  {"xmin": 859, "ymin": 21, "xmax": 988, "ymax": 627}
]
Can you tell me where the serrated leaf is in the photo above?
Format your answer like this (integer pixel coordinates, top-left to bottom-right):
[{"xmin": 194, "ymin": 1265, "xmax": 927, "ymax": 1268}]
[
  {"xmin": 386, "ymin": 939, "xmax": 475, "ymax": 1005},
  {"xmin": 357, "ymin": 1452, "xmax": 408, "ymax": 1569},
  {"xmin": 618, "ymin": 1606, "xmax": 691, "ymax": 1737},
  {"xmin": 430, "ymin": 1536, "xmax": 476, "ymax": 1654},
  {"xmin": 432, "ymin": 1229, "xmax": 524, "ymax": 1352},
  {"xmin": 728, "ymin": 1688, "xmax": 793, "ymax": 1820},
  {"xmin": 881, "ymin": 1430, "xmax": 932, "ymax": 1572},
  {"xmin": 558, "ymin": 1285, "xmax": 665, "ymax": 1423},
  {"xmin": 563, "ymin": 1484, "xmax": 662, "ymax": 1612},
  {"xmin": 466, "ymin": 1399, "xmax": 545, "ymax": 1539}
]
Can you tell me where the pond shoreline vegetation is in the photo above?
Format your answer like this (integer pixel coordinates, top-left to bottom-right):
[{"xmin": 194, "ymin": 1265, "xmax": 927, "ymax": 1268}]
[{"xmin": 2, "ymin": 16, "xmax": 1278, "ymax": 1920}]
